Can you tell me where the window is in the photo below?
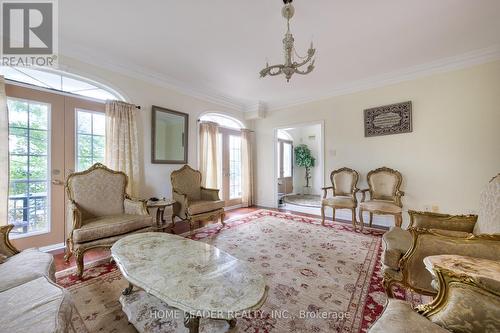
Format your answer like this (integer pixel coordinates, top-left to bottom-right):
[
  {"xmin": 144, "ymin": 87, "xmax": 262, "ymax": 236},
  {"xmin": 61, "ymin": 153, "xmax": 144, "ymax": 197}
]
[
  {"xmin": 229, "ymin": 135, "xmax": 242, "ymax": 199},
  {"xmin": 0, "ymin": 66, "xmax": 122, "ymax": 101},
  {"xmin": 7, "ymin": 98, "xmax": 50, "ymax": 235},
  {"xmin": 282, "ymin": 142, "xmax": 293, "ymax": 177},
  {"xmin": 76, "ymin": 110, "xmax": 105, "ymax": 171},
  {"xmin": 277, "ymin": 140, "xmax": 293, "ymax": 179}
]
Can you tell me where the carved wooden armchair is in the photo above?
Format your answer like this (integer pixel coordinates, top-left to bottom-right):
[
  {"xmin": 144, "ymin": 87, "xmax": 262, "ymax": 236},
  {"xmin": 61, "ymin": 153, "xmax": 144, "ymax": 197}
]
[
  {"xmin": 359, "ymin": 167, "xmax": 405, "ymax": 228},
  {"xmin": 321, "ymin": 167, "xmax": 359, "ymax": 229},
  {"xmin": 65, "ymin": 163, "xmax": 153, "ymax": 277},
  {"xmin": 382, "ymin": 174, "xmax": 500, "ymax": 297},
  {"xmin": 171, "ymin": 165, "xmax": 225, "ymax": 233}
]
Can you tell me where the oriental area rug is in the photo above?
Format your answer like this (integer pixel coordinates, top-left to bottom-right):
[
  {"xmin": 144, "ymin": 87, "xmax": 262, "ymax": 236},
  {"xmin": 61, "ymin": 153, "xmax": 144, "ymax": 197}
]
[{"xmin": 56, "ymin": 209, "xmax": 427, "ymax": 333}]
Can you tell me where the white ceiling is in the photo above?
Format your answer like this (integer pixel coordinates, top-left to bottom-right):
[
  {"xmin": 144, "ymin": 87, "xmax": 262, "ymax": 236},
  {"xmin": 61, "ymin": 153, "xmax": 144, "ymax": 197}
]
[{"xmin": 60, "ymin": 0, "xmax": 500, "ymax": 110}]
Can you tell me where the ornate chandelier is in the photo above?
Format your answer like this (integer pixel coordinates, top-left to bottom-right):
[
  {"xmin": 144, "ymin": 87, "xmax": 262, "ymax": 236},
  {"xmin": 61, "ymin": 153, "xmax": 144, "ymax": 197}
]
[{"xmin": 260, "ymin": 0, "xmax": 316, "ymax": 82}]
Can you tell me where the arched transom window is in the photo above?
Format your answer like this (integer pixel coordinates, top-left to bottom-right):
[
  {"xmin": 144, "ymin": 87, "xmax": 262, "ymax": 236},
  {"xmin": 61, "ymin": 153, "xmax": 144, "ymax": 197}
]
[{"xmin": 0, "ymin": 66, "xmax": 122, "ymax": 101}]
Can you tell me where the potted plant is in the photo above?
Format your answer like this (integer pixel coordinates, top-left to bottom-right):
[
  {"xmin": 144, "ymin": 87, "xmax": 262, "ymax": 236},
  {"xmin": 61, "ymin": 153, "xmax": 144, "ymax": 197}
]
[{"xmin": 294, "ymin": 144, "xmax": 316, "ymax": 190}]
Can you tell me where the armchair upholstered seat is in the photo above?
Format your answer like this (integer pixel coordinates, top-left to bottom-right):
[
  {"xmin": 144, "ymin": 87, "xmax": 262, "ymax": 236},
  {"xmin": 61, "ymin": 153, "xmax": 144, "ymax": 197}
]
[
  {"xmin": 321, "ymin": 168, "xmax": 359, "ymax": 228},
  {"xmin": 171, "ymin": 165, "xmax": 225, "ymax": 233},
  {"xmin": 359, "ymin": 167, "xmax": 405, "ymax": 228},
  {"xmin": 65, "ymin": 163, "xmax": 153, "ymax": 277},
  {"xmin": 382, "ymin": 174, "xmax": 500, "ymax": 297}
]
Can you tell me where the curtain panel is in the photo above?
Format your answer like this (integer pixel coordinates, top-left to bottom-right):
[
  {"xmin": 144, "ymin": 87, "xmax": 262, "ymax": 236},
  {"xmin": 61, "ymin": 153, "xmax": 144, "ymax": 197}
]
[
  {"xmin": 0, "ymin": 77, "xmax": 8, "ymax": 226},
  {"xmin": 105, "ymin": 100, "xmax": 140, "ymax": 197},
  {"xmin": 198, "ymin": 121, "xmax": 219, "ymax": 189},
  {"xmin": 241, "ymin": 129, "xmax": 255, "ymax": 207}
]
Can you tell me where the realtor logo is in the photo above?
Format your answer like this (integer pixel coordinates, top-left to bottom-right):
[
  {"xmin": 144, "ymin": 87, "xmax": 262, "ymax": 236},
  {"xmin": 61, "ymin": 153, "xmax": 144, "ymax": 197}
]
[{"xmin": 1, "ymin": 0, "xmax": 58, "ymax": 66}]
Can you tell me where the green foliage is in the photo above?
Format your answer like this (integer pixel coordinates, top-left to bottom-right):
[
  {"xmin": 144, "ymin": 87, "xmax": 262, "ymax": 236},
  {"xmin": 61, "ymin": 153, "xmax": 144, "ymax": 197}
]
[{"xmin": 294, "ymin": 144, "xmax": 315, "ymax": 168}]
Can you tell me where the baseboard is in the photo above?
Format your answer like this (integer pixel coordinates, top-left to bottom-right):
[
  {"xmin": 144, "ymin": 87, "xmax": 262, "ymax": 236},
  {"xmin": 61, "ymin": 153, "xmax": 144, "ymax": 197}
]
[{"xmin": 38, "ymin": 242, "xmax": 65, "ymax": 253}]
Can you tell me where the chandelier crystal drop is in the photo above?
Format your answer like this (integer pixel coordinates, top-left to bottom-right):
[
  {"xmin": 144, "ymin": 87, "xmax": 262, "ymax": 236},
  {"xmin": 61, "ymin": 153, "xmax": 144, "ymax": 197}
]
[{"xmin": 260, "ymin": 0, "xmax": 316, "ymax": 82}]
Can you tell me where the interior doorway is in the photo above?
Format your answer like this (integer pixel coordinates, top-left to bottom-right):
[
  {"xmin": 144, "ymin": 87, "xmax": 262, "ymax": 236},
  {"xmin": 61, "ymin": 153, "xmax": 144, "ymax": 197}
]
[{"xmin": 274, "ymin": 122, "xmax": 324, "ymax": 215}]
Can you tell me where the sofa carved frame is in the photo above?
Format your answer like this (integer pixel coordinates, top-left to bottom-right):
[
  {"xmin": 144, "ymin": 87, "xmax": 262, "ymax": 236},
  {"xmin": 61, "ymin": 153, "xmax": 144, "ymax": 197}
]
[
  {"xmin": 321, "ymin": 167, "xmax": 360, "ymax": 229},
  {"xmin": 65, "ymin": 163, "xmax": 151, "ymax": 277},
  {"xmin": 382, "ymin": 210, "xmax": 500, "ymax": 297},
  {"xmin": 171, "ymin": 165, "xmax": 225, "ymax": 234},
  {"xmin": 359, "ymin": 167, "xmax": 405, "ymax": 228},
  {"xmin": 0, "ymin": 224, "xmax": 20, "ymax": 257}
]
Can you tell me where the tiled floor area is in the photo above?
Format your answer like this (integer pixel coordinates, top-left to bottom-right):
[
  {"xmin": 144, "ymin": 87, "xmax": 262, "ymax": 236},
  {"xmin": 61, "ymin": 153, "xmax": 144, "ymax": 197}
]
[{"xmin": 52, "ymin": 206, "xmax": 373, "ymax": 272}]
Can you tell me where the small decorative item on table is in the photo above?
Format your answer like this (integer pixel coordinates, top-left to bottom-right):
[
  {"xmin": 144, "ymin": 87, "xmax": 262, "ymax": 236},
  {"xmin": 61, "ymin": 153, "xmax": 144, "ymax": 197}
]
[{"xmin": 146, "ymin": 198, "xmax": 175, "ymax": 232}]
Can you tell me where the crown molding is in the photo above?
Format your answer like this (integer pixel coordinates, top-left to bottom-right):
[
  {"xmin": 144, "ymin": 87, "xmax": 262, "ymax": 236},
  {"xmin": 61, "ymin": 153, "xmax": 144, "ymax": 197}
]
[
  {"xmin": 60, "ymin": 43, "xmax": 249, "ymax": 111},
  {"xmin": 61, "ymin": 43, "xmax": 500, "ymax": 114},
  {"xmin": 265, "ymin": 44, "xmax": 500, "ymax": 111}
]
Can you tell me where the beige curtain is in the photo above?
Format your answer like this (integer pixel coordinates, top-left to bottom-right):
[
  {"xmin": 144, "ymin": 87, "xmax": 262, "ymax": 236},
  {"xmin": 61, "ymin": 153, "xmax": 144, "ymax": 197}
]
[
  {"xmin": 0, "ymin": 77, "xmax": 8, "ymax": 226},
  {"xmin": 199, "ymin": 122, "xmax": 219, "ymax": 188},
  {"xmin": 105, "ymin": 100, "xmax": 140, "ymax": 197},
  {"xmin": 241, "ymin": 129, "xmax": 255, "ymax": 207}
]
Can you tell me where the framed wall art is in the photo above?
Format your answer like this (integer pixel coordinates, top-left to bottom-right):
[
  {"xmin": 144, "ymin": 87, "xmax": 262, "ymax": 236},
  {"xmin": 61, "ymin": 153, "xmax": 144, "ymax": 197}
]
[{"xmin": 364, "ymin": 101, "xmax": 412, "ymax": 137}]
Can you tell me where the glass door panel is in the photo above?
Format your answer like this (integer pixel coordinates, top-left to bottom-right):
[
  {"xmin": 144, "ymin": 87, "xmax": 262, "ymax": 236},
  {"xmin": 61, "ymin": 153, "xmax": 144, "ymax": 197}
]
[
  {"xmin": 8, "ymin": 98, "xmax": 50, "ymax": 236},
  {"xmin": 229, "ymin": 135, "xmax": 242, "ymax": 199},
  {"xmin": 5, "ymin": 84, "xmax": 65, "ymax": 249},
  {"xmin": 220, "ymin": 128, "xmax": 242, "ymax": 206}
]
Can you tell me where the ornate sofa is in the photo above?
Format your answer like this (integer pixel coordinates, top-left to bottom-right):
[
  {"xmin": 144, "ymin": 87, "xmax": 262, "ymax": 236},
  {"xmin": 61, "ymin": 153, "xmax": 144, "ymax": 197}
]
[
  {"xmin": 359, "ymin": 167, "xmax": 405, "ymax": 228},
  {"xmin": 65, "ymin": 163, "xmax": 153, "ymax": 277},
  {"xmin": 321, "ymin": 167, "xmax": 359, "ymax": 229},
  {"xmin": 0, "ymin": 225, "xmax": 79, "ymax": 333},
  {"xmin": 370, "ymin": 254, "xmax": 500, "ymax": 333},
  {"xmin": 171, "ymin": 165, "xmax": 225, "ymax": 233},
  {"xmin": 382, "ymin": 174, "xmax": 500, "ymax": 297}
]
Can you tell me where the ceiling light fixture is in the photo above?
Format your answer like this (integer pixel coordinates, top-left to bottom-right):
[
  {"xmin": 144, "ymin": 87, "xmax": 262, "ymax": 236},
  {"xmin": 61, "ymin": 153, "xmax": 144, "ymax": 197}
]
[{"xmin": 260, "ymin": 0, "xmax": 316, "ymax": 82}]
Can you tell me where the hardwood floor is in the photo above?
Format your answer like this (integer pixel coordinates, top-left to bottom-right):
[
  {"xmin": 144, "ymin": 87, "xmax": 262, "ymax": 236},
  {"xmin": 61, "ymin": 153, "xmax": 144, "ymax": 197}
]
[{"xmin": 51, "ymin": 206, "xmax": 379, "ymax": 272}]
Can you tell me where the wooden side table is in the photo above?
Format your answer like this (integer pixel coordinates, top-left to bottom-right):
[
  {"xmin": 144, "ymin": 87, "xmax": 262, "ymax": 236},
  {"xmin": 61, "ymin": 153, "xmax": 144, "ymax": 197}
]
[
  {"xmin": 417, "ymin": 254, "xmax": 500, "ymax": 332},
  {"xmin": 146, "ymin": 199, "xmax": 175, "ymax": 232}
]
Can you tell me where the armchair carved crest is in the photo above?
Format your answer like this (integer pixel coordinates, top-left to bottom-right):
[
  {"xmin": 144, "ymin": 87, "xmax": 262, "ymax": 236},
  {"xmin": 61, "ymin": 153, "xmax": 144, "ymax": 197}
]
[
  {"xmin": 359, "ymin": 167, "xmax": 405, "ymax": 228},
  {"xmin": 382, "ymin": 174, "xmax": 500, "ymax": 297},
  {"xmin": 321, "ymin": 167, "xmax": 359, "ymax": 229},
  {"xmin": 171, "ymin": 165, "xmax": 225, "ymax": 233},
  {"xmin": 65, "ymin": 163, "xmax": 153, "ymax": 277}
]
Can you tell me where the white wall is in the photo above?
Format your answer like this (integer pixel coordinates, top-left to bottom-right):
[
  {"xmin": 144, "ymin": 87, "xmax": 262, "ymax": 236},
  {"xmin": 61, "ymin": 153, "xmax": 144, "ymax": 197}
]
[
  {"xmin": 59, "ymin": 56, "xmax": 250, "ymax": 199},
  {"xmin": 287, "ymin": 124, "xmax": 322, "ymax": 195},
  {"xmin": 255, "ymin": 61, "xmax": 500, "ymax": 227}
]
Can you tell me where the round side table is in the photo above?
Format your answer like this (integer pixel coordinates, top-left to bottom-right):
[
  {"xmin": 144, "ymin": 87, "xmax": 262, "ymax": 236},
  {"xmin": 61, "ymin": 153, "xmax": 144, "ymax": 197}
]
[{"xmin": 146, "ymin": 199, "xmax": 175, "ymax": 232}]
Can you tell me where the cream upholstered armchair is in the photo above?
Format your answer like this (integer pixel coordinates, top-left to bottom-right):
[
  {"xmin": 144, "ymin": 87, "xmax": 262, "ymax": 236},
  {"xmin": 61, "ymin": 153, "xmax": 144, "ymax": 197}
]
[
  {"xmin": 382, "ymin": 174, "xmax": 500, "ymax": 297},
  {"xmin": 321, "ymin": 168, "xmax": 359, "ymax": 229},
  {"xmin": 359, "ymin": 167, "xmax": 405, "ymax": 228},
  {"xmin": 171, "ymin": 165, "xmax": 225, "ymax": 233},
  {"xmin": 65, "ymin": 163, "xmax": 153, "ymax": 277}
]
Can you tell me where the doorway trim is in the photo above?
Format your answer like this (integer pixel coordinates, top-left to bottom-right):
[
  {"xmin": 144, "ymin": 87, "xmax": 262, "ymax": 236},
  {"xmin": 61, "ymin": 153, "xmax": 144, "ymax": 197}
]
[{"xmin": 273, "ymin": 120, "xmax": 325, "ymax": 208}]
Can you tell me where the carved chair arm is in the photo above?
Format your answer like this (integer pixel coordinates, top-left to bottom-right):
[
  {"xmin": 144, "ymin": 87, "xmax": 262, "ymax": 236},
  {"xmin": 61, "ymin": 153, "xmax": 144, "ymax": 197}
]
[
  {"xmin": 0, "ymin": 225, "xmax": 20, "ymax": 257},
  {"xmin": 360, "ymin": 189, "xmax": 370, "ymax": 202},
  {"xmin": 67, "ymin": 200, "xmax": 83, "ymax": 232},
  {"xmin": 172, "ymin": 189, "xmax": 189, "ymax": 217},
  {"xmin": 396, "ymin": 190, "xmax": 405, "ymax": 197},
  {"xmin": 321, "ymin": 186, "xmax": 333, "ymax": 198},
  {"xmin": 408, "ymin": 210, "xmax": 478, "ymax": 233},
  {"xmin": 200, "ymin": 187, "xmax": 221, "ymax": 201},
  {"xmin": 124, "ymin": 198, "xmax": 149, "ymax": 216}
]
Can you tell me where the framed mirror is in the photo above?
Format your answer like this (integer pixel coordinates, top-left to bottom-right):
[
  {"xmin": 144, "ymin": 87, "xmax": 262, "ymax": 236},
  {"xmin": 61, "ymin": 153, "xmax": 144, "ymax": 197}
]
[{"xmin": 152, "ymin": 106, "xmax": 188, "ymax": 164}]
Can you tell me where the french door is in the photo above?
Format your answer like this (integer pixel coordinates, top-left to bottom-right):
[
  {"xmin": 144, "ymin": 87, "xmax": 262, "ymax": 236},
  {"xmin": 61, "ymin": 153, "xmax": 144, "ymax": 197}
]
[
  {"xmin": 277, "ymin": 139, "xmax": 293, "ymax": 194},
  {"xmin": 6, "ymin": 84, "xmax": 104, "ymax": 249},
  {"xmin": 219, "ymin": 128, "xmax": 242, "ymax": 207}
]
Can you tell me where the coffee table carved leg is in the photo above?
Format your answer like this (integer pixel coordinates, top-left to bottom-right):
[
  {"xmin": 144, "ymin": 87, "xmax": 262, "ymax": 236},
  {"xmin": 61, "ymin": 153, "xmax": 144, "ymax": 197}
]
[
  {"xmin": 184, "ymin": 313, "xmax": 200, "ymax": 333},
  {"xmin": 122, "ymin": 282, "xmax": 134, "ymax": 295}
]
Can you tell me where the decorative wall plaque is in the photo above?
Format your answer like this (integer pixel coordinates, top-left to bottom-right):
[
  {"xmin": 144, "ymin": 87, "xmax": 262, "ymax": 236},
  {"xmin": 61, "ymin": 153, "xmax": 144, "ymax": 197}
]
[{"xmin": 364, "ymin": 101, "xmax": 412, "ymax": 137}]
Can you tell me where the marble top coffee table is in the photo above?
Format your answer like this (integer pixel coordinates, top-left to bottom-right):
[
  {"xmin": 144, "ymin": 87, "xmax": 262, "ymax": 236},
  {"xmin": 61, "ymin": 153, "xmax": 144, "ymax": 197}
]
[{"xmin": 111, "ymin": 232, "xmax": 268, "ymax": 333}]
